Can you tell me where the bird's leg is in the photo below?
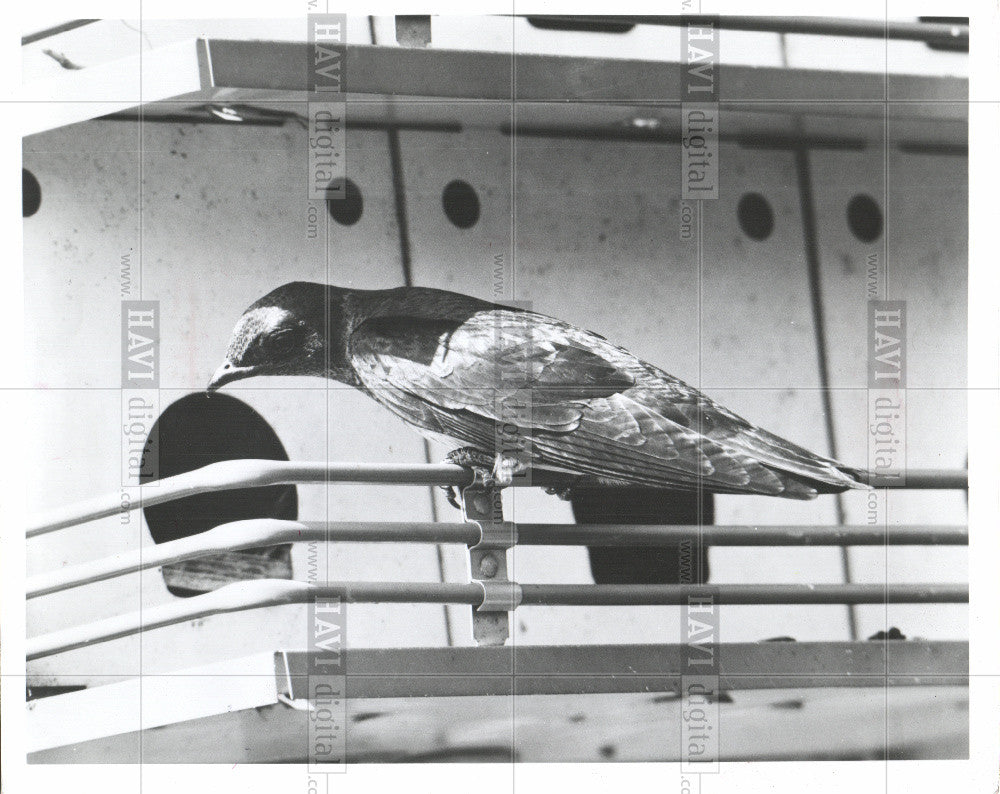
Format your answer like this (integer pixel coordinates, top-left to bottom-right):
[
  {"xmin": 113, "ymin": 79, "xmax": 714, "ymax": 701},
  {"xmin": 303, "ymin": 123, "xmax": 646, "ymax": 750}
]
[
  {"xmin": 442, "ymin": 447, "xmax": 495, "ymax": 509},
  {"xmin": 441, "ymin": 447, "xmax": 527, "ymax": 509},
  {"xmin": 491, "ymin": 452, "xmax": 527, "ymax": 488}
]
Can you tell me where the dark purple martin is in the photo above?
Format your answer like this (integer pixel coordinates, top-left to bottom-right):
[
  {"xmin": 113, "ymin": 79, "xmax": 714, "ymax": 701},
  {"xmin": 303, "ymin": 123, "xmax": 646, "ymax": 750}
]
[{"xmin": 208, "ymin": 282, "xmax": 867, "ymax": 503}]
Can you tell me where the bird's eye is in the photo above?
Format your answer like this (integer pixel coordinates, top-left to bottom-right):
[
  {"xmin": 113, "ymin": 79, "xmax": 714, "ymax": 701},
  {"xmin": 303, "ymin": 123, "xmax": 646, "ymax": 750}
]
[{"xmin": 266, "ymin": 328, "xmax": 301, "ymax": 356}]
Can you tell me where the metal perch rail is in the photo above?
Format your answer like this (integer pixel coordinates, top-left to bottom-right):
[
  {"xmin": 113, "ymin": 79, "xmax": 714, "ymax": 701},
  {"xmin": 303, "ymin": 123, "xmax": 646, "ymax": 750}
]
[
  {"xmin": 26, "ymin": 579, "xmax": 967, "ymax": 661},
  {"xmin": 27, "ymin": 517, "xmax": 967, "ymax": 599},
  {"xmin": 25, "ymin": 458, "xmax": 968, "ymax": 537},
  {"xmin": 26, "ymin": 459, "xmax": 969, "ymax": 656}
]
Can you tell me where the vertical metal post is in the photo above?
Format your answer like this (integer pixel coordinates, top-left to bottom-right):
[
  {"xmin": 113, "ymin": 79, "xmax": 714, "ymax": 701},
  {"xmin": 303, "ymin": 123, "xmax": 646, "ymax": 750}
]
[{"xmin": 461, "ymin": 478, "xmax": 519, "ymax": 646}]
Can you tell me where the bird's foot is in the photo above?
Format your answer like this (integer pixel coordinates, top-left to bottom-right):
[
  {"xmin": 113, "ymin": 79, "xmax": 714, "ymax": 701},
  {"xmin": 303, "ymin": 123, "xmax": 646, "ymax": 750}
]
[
  {"xmin": 442, "ymin": 447, "xmax": 527, "ymax": 509},
  {"xmin": 442, "ymin": 447, "xmax": 495, "ymax": 509}
]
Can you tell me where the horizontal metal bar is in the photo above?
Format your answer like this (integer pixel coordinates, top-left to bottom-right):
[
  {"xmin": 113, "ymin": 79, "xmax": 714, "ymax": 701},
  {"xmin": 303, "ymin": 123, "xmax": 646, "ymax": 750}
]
[
  {"xmin": 520, "ymin": 15, "xmax": 969, "ymax": 46},
  {"xmin": 26, "ymin": 518, "xmax": 483, "ymax": 598},
  {"xmin": 520, "ymin": 584, "xmax": 967, "ymax": 606},
  {"xmin": 26, "ymin": 460, "xmax": 474, "ymax": 537},
  {"xmin": 26, "ymin": 459, "xmax": 968, "ymax": 538},
  {"xmin": 29, "ymin": 519, "xmax": 966, "ymax": 599},
  {"xmin": 517, "ymin": 523, "xmax": 968, "ymax": 547},
  {"xmin": 27, "ymin": 580, "xmax": 966, "ymax": 660},
  {"xmin": 883, "ymin": 469, "xmax": 968, "ymax": 489},
  {"xmin": 26, "ymin": 519, "xmax": 350, "ymax": 598},
  {"xmin": 26, "ymin": 580, "xmax": 482, "ymax": 660},
  {"xmin": 21, "ymin": 19, "xmax": 100, "ymax": 46},
  {"xmin": 277, "ymin": 640, "xmax": 968, "ymax": 695}
]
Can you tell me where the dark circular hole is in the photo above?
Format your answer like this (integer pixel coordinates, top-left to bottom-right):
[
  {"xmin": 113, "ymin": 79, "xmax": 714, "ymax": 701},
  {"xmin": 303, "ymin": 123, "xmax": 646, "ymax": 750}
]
[
  {"xmin": 442, "ymin": 179, "xmax": 480, "ymax": 229},
  {"xmin": 847, "ymin": 193, "xmax": 883, "ymax": 243},
  {"xmin": 23, "ymin": 169, "xmax": 41, "ymax": 217},
  {"xmin": 736, "ymin": 193, "xmax": 774, "ymax": 241},
  {"xmin": 142, "ymin": 393, "xmax": 297, "ymax": 596},
  {"xmin": 326, "ymin": 178, "xmax": 363, "ymax": 226}
]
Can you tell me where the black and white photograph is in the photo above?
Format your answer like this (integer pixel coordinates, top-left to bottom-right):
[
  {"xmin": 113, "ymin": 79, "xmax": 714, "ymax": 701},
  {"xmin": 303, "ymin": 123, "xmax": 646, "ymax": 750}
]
[{"xmin": 3, "ymin": 2, "xmax": 998, "ymax": 791}]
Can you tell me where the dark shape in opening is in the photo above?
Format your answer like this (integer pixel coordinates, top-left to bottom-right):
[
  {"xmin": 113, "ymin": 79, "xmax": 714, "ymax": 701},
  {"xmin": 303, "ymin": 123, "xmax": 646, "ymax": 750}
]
[
  {"xmin": 737, "ymin": 192, "xmax": 774, "ymax": 241},
  {"xmin": 142, "ymin": 392, "xmax": 297, "ymax": 597},
  {"xmin": 572, "ymin": 487, "xmax": 712, "ymax": 585},
  {"xmin": 326, "ymin": 178, "xmax": 364, "ymax": 226},
  {"xmin": 846, "ymin": 193, "xmax": 883, "ymax": 243},
  {"xmin": 442, "ymin": 179, "xmax": 480, "ymax": 229},
  {"xmin": 23, "ymin": 169, "xmax": 41, "ymax": 217}
]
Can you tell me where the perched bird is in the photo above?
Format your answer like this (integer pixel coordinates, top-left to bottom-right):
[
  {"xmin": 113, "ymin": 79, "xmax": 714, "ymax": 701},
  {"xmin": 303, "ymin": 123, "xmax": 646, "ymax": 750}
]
[{"xmin": 209, "ymin": 282, "xmax": 868, "ymax": 505}]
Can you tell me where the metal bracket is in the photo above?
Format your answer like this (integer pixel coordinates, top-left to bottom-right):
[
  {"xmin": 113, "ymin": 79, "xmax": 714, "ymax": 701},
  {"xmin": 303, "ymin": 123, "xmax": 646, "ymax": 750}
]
[
  {"xmin": 461, "ymin": 476, "xmax": 517, "ymax": 646},
  {"xmin": 477, "ymin": 579, "xmax": 523, "ymax": 612}
]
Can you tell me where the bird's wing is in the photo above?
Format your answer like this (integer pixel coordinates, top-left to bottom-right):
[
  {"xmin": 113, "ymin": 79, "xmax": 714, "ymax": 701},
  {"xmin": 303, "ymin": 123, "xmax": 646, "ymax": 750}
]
[
  {"xmin": 349, "ymin": 310, "xmax": 633, "ymax": 429},
  {"xmin": 349, "ymin": 309, "xmax": 862, "ymax": 496}
]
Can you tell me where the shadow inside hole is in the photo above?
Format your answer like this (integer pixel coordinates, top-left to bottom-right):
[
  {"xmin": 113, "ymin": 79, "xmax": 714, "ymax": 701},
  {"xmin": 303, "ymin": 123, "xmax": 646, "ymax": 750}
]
[
  {"xmin": 442, "ymin": 180, "xmax": 480, "ymax": 229},
  {"xmin": 846, "ymin": 194, "xmax": 883, "ymax": 243},
  {"xmin": 326, "ymin": 178, "xmax": 364, "ymax": 226},
  {"xmin": 142, "ymin": 392, "xmax": 297, "ymax": 597},
  {"xmin": 23, "ymin": 169, "xmax": 41, "ymax": 217},
  {"xmin": 737, "ymin": 192, "xmax": 774, "ymax": 241}
]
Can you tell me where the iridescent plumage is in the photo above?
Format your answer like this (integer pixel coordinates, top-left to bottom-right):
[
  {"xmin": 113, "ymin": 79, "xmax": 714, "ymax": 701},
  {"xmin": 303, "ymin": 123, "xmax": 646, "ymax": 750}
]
[{"xmin": 210, "ymin": 282, "xmax": 867, "ymax": 498}]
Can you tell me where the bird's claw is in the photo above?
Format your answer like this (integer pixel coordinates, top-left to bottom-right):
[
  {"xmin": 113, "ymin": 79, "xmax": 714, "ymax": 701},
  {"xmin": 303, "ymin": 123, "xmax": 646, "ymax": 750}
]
[
  {"xmin": 441, "ymin": 447, "xmax": 524, "ymax": 510},
  {"xmin": 440, "ymin": 473, "xmax": 496, "ymax": 511},
  {"xmin": 443, "ymin": 485, "xmax": 462, "ymax": 510}
]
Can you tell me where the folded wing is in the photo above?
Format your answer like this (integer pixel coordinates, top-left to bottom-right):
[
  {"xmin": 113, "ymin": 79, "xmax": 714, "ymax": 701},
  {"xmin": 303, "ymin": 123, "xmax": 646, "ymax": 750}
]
[{"xmin": 349, "ymin": 309, "xmax": 864, "ymax": 498}]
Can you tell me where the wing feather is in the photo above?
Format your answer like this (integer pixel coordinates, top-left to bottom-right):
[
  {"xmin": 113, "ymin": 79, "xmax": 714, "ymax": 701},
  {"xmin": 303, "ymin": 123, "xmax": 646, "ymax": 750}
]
[{"xmin": 349, "ymin": 308, "xmax": 864, "ymax": 497}]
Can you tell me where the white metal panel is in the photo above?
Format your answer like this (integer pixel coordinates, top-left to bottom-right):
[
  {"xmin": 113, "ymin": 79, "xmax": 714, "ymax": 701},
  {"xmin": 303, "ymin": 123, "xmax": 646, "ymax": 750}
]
[
  {"xmin": 23, "ymin": 117, "xmax": 411, "ymax": 389},
  {"xmin": 21, "ymin": 17, "xmax": 376, "ymax": 84},
  {"xmin": 782, "ymin": 34, "xmax": 967, "ymax": 78},
  {"xmin": 810, "ymin": 138, "xmax": 967, "ymax": 641},
  {"xmin": 26, "ymin": 651, "xmax": 278, "ymax": 753},
  {"xmin": 19, "ymin": 40, "xmax": 205, "ymax": 137}
]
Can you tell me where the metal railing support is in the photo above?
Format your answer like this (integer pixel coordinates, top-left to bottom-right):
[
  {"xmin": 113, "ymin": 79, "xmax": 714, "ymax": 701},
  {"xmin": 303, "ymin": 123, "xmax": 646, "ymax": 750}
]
[{"xmin": 461, "ymin": 478, "xmax": 520, "ymax": 646}]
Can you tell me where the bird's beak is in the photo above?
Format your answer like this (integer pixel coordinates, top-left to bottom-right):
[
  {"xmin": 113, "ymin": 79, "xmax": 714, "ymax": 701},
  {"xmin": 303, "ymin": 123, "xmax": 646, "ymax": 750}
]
[{"xmin": 207, "ymin": 360, "xmax": 255, "ymax": 391}]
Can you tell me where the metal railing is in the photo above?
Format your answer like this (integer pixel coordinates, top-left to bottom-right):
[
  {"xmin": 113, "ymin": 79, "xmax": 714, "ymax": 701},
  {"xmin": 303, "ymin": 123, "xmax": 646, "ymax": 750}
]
[
  {"xmin": 27, "ymin": 517, "xmax": 967, "ymax": 599},
  {"xmin": 26, "ymin": 579, "xmax": 966, "ymax": 661},
  {"xmin": 25, "ymin": 459, "xmax": 966, "ymax": 537},
  {"xmin": 26, "ymin": 460, "xmax": 969, "ymax": 658},
  {"xmin": 520, "ymin": 15, "xmax": 969, "ymax": 47}
]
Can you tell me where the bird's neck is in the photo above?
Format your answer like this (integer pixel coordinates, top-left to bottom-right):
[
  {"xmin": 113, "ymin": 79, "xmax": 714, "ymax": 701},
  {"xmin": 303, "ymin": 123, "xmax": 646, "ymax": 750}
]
[{"xmin": 321, "ymin": 285, "xmax": 362, "ymax": 386}]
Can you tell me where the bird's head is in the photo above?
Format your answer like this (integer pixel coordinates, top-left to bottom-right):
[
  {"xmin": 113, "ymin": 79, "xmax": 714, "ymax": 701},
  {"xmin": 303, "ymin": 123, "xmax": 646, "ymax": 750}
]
[{"xmin": 208, "ymin": 282, "xmax": 332, "ymax": 391}]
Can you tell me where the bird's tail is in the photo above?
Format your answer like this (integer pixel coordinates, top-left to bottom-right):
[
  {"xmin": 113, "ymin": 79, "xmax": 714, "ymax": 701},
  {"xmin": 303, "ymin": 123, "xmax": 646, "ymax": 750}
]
[
  {"xmin": 835, "ymin": 464, "xmax": 872, "ymax": 489},
  {"xmin": 778, "ymin": 463, "xmax": 870, "ymax": 499}
]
